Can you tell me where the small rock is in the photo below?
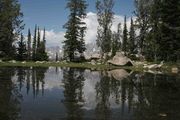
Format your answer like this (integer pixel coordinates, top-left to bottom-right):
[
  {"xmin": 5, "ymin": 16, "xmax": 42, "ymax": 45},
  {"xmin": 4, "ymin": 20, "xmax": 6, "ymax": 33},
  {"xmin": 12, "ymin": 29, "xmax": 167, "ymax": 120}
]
[
  {"xmin": 172, "ymin": 67, "xmax": 178, "ymax": 73},
  {"xmin": 22, "ymin": 61, "xmax": 26, "ymax": 64},
  {"xmin": 159, "ymin": 113, "xmax": 167, "ymax": 117},
  {"xmin": 9, "ymin": 60, "xmax": 16, "ymax": 63},
  {"xmin": 91, "ymin": 60, "xmax": 96, "ymax": 65}
]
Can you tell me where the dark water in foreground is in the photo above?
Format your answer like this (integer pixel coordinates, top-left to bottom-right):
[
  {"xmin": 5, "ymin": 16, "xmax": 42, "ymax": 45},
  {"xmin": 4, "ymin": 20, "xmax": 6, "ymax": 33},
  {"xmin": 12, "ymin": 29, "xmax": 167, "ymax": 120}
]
[{"xmin": 0, "ymin": 67, "xmax": 180, "ymax": 120}]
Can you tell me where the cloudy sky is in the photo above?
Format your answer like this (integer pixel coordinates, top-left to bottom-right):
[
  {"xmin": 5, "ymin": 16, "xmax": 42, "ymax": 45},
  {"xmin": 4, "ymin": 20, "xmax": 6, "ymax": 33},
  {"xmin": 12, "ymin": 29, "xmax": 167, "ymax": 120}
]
[{"xmin": 19, "ymin": 0, "xmax": 134, "ymax": 47}]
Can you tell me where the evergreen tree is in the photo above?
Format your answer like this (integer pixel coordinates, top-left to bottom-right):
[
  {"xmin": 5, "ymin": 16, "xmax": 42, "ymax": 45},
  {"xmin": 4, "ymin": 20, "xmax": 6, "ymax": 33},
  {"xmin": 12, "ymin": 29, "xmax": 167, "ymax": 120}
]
[
  {"xmin": 27, "ymin": 29, "xmax": 31, "ymax": 60},
  {"xmin": 112, "ymin": 23, "xmax": 122, "ymax": 57},
  {"xmin": 145, "ymin": 0, "xmax": 161, "ymax": 61},
  {"xmin": 42, "ymin": 28, "xmax": 46, "ymax": 53},
  {"xmin": 56, "ymin": 52, "xmax": 58, "ymax": 62},
  {"xmin": 37, "ymin": 27, "xmax": 41, "ymax": 51},
  {"xmin": 36, "ymin": 27, "xmax": 48, "ymax": 61},
  {"xmin": 134, "ymin": 0, "xmax": 152, "ymax": 55},
  {"xmin": 63, "ymin": 0, "xmax": 87, "ymax": 62},
  {"xmin": 36, "ymin": 27, "xmax": 41, "ymax": 60},
  {"xmin": 129, "ymin": 18, "xmax": 136, "ymax": 54},
  {"xmin": 159, "ymin": 0, "xmax": 180, "ymax": 61},
  {"xmin": 17, "ymin": 33, "xmax": 27, "ymax": 61},
  {"xmin": 0, "ymin": 0, "xmax": 24, "ymax": 59},
  {"xmin": 96, "ymin": 0, "xmax": 114, "ymax": 60},
  {"xmin": 78, "ymin": 27, "xmax": 86, "ymax": 55},
  {"xmin": 32, "ymin": 25, "xmax": 37, "ymax": 61},
  {"xmin": 31, "ymin": 26, "xmax": 48, "ymax": 61},
  {"xmin": 122, "ymin": 16, "xmax": 128, "ymax": 55}
]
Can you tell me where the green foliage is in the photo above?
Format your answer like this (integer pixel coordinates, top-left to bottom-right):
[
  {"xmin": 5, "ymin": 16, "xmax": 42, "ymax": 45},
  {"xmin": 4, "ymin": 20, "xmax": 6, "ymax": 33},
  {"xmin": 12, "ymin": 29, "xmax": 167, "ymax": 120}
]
[
  {"xmin": 32, "ymin": 26, "xmax": 48, "ymax": 61},
  {"xmin": 159, "ymin": 0, "xmax": 180, "ymax": 61},
  {"xmin": 55, "ymin": 52, "xmax": 58, "ymax": 62},
  {"xmin": 36, "ymin": 27, "xmax": 41, "ymax": 54},
  {"xmin": 63, "ymin": 0, "xmax": 87, "ymax": 62},
  {"xmin": 96, "ymin": 0, "xmax": 114, "ymax": 55},
  {"xmin": 134, "ymin": 0, "xmax": 180, "ymax": 62},
  {"xmin": 112, "ymin": 23, "xmax": 122, "ymax": 57},
  {"xmin": 122, "ymin": 16, "xmax": 128, "ymax": 55},
  {"xmin": 134, "ymin": 0, "xmax": 151, "ymax": 54},
  {"xmin": 32, "ymin": 25, "xmax": 37, "ymax": 61},
  {"xmin": 0, "ymin": 0, "xmax": 24, "ymax": 59},
  {"xmin": 129, "ymin": 18, "xmax": 136, "ymax": 54},
  {"xmin": 17, "ymin": 33, "xmax": 27, "ymax": 61},
  {"xmin": 27, "ymin": 29, "xmax": 31, "ymax": 60},
  {"xmin": 36, "ymin": 27, "xmax": 48, "ymax": 61}
]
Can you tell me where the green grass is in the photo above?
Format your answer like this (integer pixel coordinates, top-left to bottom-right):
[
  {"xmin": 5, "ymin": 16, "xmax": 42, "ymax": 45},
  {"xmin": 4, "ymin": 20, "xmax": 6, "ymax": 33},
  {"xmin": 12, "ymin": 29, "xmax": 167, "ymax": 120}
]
[
  {"xmin": 0, "ymin": 61, "xmax": 111, "ymax": 70},
  {"xmin": 0, "ymin": 61, "xmax": 179, "ymax": 73}
]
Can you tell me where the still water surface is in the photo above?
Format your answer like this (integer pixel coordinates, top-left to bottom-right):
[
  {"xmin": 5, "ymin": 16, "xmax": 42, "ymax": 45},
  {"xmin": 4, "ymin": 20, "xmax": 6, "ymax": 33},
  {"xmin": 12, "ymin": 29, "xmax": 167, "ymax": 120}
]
[{"xmin": 0, "ymin": 67, "xmax": 180, "ymax": 120}]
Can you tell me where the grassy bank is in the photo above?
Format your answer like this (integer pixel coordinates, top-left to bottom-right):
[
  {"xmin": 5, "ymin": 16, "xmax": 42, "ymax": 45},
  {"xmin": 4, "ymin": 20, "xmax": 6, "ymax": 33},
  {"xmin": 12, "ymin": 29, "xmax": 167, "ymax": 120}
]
[
  {"xmin": 0, "ymin": 61, "xmax": 112, "ymax": 70},
  {"xmin": 0, "ymin": 61, "xmax": 179, "ymax": 72}
]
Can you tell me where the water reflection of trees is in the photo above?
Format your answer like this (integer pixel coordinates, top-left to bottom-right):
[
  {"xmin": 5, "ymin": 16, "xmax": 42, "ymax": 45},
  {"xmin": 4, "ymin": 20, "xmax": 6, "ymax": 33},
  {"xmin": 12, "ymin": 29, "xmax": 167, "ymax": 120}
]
[
  {"xmin": 62, "ymin": 68, "xmax": 85, "ymax": 120},
  {"xmin": 95, "ymin": 70, "xmax": 180, "ymax": 120},
  {"xmin": 95, "ymin": 71, "xmax": 132, "ymax": 120},
  {"xmin": 16, "ymin": 67, "xmax": 48, "ymax": 97},
  {"xmin": 132, "ymin": 72, "xmax": 180, "ymax": 120},
  {"xmin": 0, "ymin": 67, "xmax": 48, "ymax": 120},
  {"xmin": 0, "ymin": 67, "xmax": 21, "ymax": 120}
]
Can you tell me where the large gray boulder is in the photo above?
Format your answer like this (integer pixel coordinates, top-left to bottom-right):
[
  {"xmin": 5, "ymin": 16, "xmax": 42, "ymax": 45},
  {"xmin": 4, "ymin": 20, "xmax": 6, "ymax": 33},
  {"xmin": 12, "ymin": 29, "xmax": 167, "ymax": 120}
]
[{"xmin": 108, "ymin": 52, "xmax": 133, "ymax": 66}]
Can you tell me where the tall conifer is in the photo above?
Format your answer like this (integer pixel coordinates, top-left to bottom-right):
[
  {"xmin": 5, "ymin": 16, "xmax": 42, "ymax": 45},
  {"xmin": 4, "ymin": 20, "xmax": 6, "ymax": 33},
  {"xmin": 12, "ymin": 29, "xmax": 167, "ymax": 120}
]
[
  {"xmin": 122, "ymin": 16, "xmax": 128, "ymax": 55},
  {"xmin": 32, "ymin": 25, "xmax": 37, "ymax": 61},
  {"xmin": 63, "ymin": 0, "xmax": 87, "ymax": 62},
  {"xmin": 27, "ymin": 29, "xmax": 31, "ymax": 60}
]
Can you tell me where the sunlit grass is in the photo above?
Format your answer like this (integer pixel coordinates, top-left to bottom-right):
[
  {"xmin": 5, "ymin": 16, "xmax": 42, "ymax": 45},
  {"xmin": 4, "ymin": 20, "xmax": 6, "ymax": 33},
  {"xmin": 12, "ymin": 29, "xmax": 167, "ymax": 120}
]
[{"xmin": 0, "ymin": 61, "xmax": 179, "ymax": 73}]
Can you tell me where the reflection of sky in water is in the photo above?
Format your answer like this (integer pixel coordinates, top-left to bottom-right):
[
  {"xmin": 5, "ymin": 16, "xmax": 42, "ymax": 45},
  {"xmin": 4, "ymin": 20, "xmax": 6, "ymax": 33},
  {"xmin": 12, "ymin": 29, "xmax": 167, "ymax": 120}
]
[
  {"xmin": 10, "ymin": 67, "xmax": 133, "ymax": 119},
  {"xmin": 1, "ymin": 67, "xmax": 180, "ymax": 120}
]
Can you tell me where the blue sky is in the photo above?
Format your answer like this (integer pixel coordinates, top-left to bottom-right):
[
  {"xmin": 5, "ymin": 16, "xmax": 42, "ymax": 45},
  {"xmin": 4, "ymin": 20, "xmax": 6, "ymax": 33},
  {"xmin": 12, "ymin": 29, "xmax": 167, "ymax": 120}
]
[{"xmin": 19, "ymin": 0, "xmax": 134, "ymax": 33}]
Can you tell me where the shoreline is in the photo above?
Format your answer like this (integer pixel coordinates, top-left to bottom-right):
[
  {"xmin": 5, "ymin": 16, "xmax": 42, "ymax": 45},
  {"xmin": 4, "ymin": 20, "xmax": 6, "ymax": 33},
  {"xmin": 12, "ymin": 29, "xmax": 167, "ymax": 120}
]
[{"xmin": 0, "ymin": 61, "xmax": 179, "ymax": 73}]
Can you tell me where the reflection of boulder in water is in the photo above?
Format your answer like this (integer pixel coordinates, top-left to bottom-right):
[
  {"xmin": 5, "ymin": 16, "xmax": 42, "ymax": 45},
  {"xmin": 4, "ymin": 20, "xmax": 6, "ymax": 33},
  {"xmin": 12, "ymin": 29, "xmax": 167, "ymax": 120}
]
[
  {"xmin": 108, "ymin": 69, "xmax": 130, "ymax": 81},
  {"xmin": 108, "ymin": 52, "xmax": 133, "ymax": 66}
]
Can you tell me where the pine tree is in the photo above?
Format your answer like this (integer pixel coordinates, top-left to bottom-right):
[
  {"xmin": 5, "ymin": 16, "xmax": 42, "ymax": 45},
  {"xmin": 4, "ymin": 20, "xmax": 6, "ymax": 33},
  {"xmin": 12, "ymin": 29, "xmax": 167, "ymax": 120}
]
[
  {"xmin": 36, "ymin": 27, "xmax": 41, "ymax": 61},
  {"xmin": 112, "ymin": 23, "xmax": 122, "ymax": 57},
  {"xmin": 78, "ymin": 27, "xmax": 86, "ymax": 61},
  {"xmin": 32, "ymin": 25, "xmax": 37, "ymax": 61},
  {"xmin": 122, "ymin": 16, "xmax": 128, "ymax": 55},
  {"xmin": 96, "ymin": 0, "xmax": 114, "ymax": 60},
  {"xmin": 145, "ymin": 0, "xmax": 161, "ymax": 61},
  {"xmin": 37, "ymin": 27, "xmax": 41, "ymax": 51},
  {"xmin": 134, "ymin": 0, "xmax": 152, "ymax": 55},
  {"xmin": 41, "ymin": 28, "xmax": 48, "ymax": 61},
  {"xmin": 79, "ymin": 27, "xmax": 86, "ymax": 55},
  {"xmin": 63, "ymin": 0, "xmax": 87, "ymax": 62},
  {"xmin": 36, "ymin": 27, "xmax": 48, "ymax": 61},
  {"xmin": 0, "ymin": 0, "xmax": 24, "ymax": 59},
  {"xmin": 27, "ymin": 29, "xmax": 31, "ymax": 60},
  {"xmin": 17, "ymin": 33, "xmax": 27, "ymax": 61},
  {"xmin": 129, "ymin": 18, "xmax": 136, "ymax": 54},
  {"xmin": 56, "ymin": 52, "xmax": 58, "ymax": 62},
  {"xmin": 42, "ymin": 28, "xmax": 46, "ymax": 54},
  {"xmin": 159, "ymin": 0, "xmax": 180, "ymax": 61}
]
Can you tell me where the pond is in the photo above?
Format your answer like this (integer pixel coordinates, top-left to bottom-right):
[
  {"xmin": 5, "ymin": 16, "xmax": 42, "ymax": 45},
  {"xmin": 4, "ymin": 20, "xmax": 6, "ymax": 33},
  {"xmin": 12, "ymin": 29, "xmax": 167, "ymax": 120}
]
[{"xmin": 0, "ymin": 67, "xmax": 180, "ymax": 120}]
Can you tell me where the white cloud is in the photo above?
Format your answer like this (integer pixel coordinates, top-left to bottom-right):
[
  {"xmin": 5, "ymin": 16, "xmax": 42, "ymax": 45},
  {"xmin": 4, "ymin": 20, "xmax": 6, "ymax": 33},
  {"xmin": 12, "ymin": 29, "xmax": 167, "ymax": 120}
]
[
  {"xmin": 83, "ymin": 12, "xmax": 132, "ymax": 44},
  {"xmin": 45, "ymin": 30, "xmax": 65, "ymax": 47},
  {"xmin": 83, "ymin": 12, "xmax": 98, "ymax": 44},
  {"xmin": 45, "ymin": 12, "xmax": 133, "ymax": 47}
]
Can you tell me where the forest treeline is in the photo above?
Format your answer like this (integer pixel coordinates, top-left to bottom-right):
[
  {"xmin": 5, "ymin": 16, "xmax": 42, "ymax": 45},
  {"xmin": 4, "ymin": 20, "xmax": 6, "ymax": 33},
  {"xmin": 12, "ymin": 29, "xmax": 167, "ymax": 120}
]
[
  {"xmin": 0, "ymin": 0, "xmax": 48, "ymax": 61},
  {"xmin": 0, "ymin": 0, "xmax": 180, "ymax": 62},
  {"xmin": 63, "ymin": 0, "xmax": 180, "ymax": 62}
]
